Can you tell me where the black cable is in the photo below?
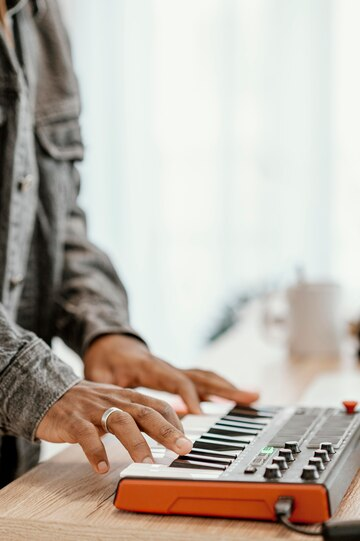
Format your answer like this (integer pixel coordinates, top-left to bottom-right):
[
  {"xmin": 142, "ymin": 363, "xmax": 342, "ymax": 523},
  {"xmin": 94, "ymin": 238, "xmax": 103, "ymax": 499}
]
[
  {"xmin": 275, "ymin": 497, "xmax": 322, "ymax": 537},
  {"xmin": 278, "ymin": 514, "xmax": 322, "ymax": 537},
  {"xmin": 275, "ymin": 496, "xmax": 360, "ymax": 541}
]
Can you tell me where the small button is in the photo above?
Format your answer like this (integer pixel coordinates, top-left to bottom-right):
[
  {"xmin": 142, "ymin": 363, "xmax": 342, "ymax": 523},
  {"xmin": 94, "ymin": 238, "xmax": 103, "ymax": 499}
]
[
  {"xmin": 301, "ymin": 465, "xmax": 319, "ymax": 480},
  {"xmin": 278, "ymin": 448, "xmax": 295, "ymax": 462},
  {"xmin": 9, "ymin": 275, "xmax": 24, "ymax": 288},
  {"xmin": 251, "ymin": 456, "xmax": 266, "ymax": 466},
  {"xmin": 284, "ymin": 441, "xmax": 301, "ymax": 453},
  {"xmin": 343, "ymin": 401, "xmax": 358, "ymax": 414},
  {"xmin": 264, "ymin": 464, "xmax": 282, "ymax": 479},
  {"xmin": 320, "ymin": 442, "xmax": 335, "ymax": 455},
  {"xmin": 314, "ymin": 449, "xmax": 330, "ymax": 463},
  {"xmin": 244, "ymin": 466, "xmax": 257, "ymax": 474},
  {"xmin": 308, "ymin": 457, "xmax": 325, "ymax": 472},
  {"xmin": 17, "ymin": 174, "xmax": 33, "ymax": 192},
  {"xmin": 272, "ymin": 456, "xmax": 288, "ymax": 470}
]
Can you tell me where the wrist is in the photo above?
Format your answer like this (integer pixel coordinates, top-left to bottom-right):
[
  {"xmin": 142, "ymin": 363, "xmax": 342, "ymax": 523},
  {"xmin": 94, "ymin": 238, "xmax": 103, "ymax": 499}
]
[{"xmin": 84, "ymin": 333, "xmax": 148, "ymax": 362}]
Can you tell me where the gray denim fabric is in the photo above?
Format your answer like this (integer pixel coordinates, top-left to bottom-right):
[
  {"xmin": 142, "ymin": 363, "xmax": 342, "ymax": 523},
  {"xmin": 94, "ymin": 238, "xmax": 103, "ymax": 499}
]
[{"xmin": 0, "ymin": 0, "xmax": 142, "ymax": 480}]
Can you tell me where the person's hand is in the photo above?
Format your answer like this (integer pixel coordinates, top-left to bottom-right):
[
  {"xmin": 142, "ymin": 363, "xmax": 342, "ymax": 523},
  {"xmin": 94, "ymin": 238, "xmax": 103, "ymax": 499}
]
[
  {"xmin": 36, "ymin": 381, "xmax": 192, "ymax": 474},
  {"xmin": 83, "ymin": 334, "xmax": 259, "ymax": 414}
]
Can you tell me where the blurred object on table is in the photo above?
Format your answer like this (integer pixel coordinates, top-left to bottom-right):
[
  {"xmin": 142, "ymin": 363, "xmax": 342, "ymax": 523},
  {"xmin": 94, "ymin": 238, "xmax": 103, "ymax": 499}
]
[
  {"xmin": 263, "ymin": 272, "xmax": 343, "ymax": 360},
  {"xmin": 348, "ymin": 319, "xmax": 360, "ymax": 360},
  {"xmin": 207, "ymin": 285, "xmax": 269, "ymax": 343}
]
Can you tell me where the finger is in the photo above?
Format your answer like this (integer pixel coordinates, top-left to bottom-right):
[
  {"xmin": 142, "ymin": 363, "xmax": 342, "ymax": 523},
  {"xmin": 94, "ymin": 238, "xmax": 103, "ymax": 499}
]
[
  {"xmin": 136, "ymin": 358, "xmax": 202, "ymax": 414},
  {"xmin": 201, "ymin": 384, "xmax": 259, "ymax": 404},
  {"xmin": 185, "ymin": 369, "xmax": 239, "ymax": 390},
  {"xmin": 76, "ymin": 422, "xmax": 110, "ymax": 474},
  {"xmin": 186, "ymin": 370, "xmax": 259, "ymax": 404},
  {"xmin": 106, "ymin": 409, "xmax": 154, "ymax": 463},
  {"xmin": 125, "ymin": 390, "xmax": 183, "ymax": 432},
  {"xmin": 172, "ymin": 376, "xmax": 202, "ymax": 414},
  {"xmin": 129, "ymin": 404, "xmax": 193, "ymax": 455}
]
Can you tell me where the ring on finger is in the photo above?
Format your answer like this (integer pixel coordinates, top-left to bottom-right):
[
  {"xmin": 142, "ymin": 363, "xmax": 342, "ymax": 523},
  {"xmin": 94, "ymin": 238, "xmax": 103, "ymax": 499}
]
[{"xmin": 101, "ymin": 407, "xmax": 124, "ymax": 433}]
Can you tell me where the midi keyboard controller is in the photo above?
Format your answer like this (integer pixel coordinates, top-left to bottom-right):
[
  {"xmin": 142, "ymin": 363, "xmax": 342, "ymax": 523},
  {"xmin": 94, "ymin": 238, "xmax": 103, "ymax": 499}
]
[{"xmin": 114, "ymin": 402, "xmax": 360, "ymax": 524}]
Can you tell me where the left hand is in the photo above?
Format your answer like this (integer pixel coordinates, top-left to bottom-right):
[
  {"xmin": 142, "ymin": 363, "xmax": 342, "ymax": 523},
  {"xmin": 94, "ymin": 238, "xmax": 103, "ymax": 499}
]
[{"xmin": 83, "ymin": 334, "xmax": 259, "ymax": 414}]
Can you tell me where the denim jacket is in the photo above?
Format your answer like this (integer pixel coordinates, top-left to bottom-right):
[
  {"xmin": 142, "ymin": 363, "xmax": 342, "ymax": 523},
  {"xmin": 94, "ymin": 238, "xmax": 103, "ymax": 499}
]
[{"xmin": 0, "ymin": 0, "xmax": 140, "ymax": 446}]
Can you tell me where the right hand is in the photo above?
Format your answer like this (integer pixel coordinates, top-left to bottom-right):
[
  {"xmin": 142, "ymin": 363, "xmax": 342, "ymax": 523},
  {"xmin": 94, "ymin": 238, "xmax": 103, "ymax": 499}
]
[{"xmin": 36, "ymin": 381, "xmax": 193, "ymax": 474}]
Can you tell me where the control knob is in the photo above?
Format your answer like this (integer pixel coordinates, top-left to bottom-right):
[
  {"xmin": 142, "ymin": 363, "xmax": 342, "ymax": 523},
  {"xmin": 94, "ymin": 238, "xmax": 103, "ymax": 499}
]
[
  {"xmin": 343, "ymin": 401, "xmax": 358, "ymax": 414},
  {"xmin": 308, "ymin": 457, "xmax": 325, "ymax": 471},
  {"xmin": 264, "ymin": 464, "xmax": 282, "ymax": 479},
  {"xmin": 301, "ymin": 465, "xmax": 320, "ymax": 480},
  {"xmin": 278, "ymin": 448, "xmax": 295, "ymax": 462},
  {"xmin": 320, "ymin": 442, "xmax": 335, "ymax": 455},
  {"xmin": 272, "ymin": 456, "xmax": 288, "ymax": 470},
  {"xmin": 284, "ymin": 441, "xmax": 301, "ymax": 453},
  {"xmin": 314, "ymin": 449, "xmax": 330, "ymax": 463}
]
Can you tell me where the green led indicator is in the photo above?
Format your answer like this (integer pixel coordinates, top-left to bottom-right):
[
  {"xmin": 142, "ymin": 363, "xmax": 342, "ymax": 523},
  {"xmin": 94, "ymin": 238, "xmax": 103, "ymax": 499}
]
[{"xmin": 261, "ymin": 446, "xmax": 274, "ymax": 454}]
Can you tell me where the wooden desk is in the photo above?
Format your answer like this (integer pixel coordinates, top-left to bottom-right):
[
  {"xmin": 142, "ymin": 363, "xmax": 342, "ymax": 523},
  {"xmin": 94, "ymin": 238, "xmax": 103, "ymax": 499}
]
[{"xmin": 0, "ymin": 303, "xmax": 359, "ymax": 540}]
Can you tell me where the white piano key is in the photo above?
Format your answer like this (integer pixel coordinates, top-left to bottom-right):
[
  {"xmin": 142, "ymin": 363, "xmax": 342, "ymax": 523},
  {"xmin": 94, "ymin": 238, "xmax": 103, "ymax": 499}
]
[
  {"xmin": 200, "ymin": 402, "xmax": 234, "ymax": 416},
  {"xmin": 182, "ymin": 415, "xmax": 220, "ymax": 432},
  {"xmin": 120, "ymin": 463, "xmax": 222, "ymax": 480}
]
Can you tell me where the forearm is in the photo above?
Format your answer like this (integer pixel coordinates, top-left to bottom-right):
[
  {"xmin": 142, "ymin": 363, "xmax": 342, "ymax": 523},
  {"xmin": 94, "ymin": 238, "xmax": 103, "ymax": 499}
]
[
  {"xmin": 54, "ymin": 199, "xmax": 144, "ymax": 356},
  {"xmin": 0, "ymin": 304, "xmax": 80, "ymax": 441}
]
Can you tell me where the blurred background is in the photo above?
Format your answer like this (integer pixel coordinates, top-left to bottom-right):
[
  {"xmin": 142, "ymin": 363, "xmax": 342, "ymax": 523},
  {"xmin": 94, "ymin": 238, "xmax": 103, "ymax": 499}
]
[{"xmin": 60, "ymin": 0, "xmax": 360, "ymax": 365}]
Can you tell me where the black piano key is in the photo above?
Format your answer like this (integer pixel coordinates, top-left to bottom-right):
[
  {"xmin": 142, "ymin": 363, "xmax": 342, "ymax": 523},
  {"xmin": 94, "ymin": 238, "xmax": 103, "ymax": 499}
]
[
  {"xmin": 178, "ymin": 454, "xmax": 231, "ymax": 466},
  {"xmin": 170, "ymin": 459, "xmax": 226, "ymax": 471},
  {"xmin": 216, "ymin": 420, "xmax": 264, "ymax": 431},
  {"xmin": 195, "ymin": 439, "xmax": 245, "ymax": 451},
  {"xmin": 209, "ymin": 426, "xmax": 258, "ymax": 437},
  {"xmin": 229, "ymin": 407, "xmax": 273, "ymax": 419},
  {"xmin": 200, "ymin": 433, "xmax": 252, "ymax": 445},
  {"xmin": 189, "ymin": 448, "xmax": 237, "ymax": 460},
  {"xmin": 198, "ymin": 435, "xmax": 247, "ymax": 448},
  {"xmin": 222, "ymin": 415, "xmax": 267, "ymax": 427}
]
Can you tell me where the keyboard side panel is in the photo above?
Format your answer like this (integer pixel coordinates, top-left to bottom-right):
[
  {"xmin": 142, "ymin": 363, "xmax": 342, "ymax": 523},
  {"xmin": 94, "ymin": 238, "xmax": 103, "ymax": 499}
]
[
  {"xmin": 325, "ymin": 427, "xmax": 360, "ymax": 513},
  {"xmin": 114, "ymin": 478, "xmax": 330, "ymax": 523}
]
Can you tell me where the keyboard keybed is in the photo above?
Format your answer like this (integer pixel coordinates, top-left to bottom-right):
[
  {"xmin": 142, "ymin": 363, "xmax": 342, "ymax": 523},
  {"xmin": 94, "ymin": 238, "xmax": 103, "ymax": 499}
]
[
  {"xmin": 119, "ymin": 404, "xmax": 360, "ymax": 484},
  {"xmin": 170, "ymin": 406, "xmax": 274, "ymax": 471}
]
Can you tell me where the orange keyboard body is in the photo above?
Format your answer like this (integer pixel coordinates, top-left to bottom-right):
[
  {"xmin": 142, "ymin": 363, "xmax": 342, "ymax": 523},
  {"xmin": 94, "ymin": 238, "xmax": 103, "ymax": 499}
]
[{"xmin": 114, "ymin": 404, "xmax": 360, "ymax": 523}]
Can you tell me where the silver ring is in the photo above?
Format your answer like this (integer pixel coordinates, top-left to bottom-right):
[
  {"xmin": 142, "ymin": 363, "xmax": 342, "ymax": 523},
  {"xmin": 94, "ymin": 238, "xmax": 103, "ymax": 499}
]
[{"xmin": 101, "ymin": 407, "xmax": 124, "ymax": 433}]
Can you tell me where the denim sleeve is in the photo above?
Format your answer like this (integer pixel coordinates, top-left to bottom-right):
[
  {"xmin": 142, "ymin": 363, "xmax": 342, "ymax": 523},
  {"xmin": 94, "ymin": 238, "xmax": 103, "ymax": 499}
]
[
  {"xmin": 0, "ymin": 304, "xmax": 81, "ymax": 442},
  {"xmin": 54, "ymin": 164, "xmax": 145, "ymax": 357}
]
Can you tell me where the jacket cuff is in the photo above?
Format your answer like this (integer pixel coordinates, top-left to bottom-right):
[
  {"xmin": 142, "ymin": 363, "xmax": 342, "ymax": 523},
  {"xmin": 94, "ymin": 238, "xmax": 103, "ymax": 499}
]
[
  {"xmin": 81, "ymin": 323, "xmax": 147, "ymax": 358},
  {"xmin": 0, "ymin": 337, "xmax": 81, "ymax": 442}
]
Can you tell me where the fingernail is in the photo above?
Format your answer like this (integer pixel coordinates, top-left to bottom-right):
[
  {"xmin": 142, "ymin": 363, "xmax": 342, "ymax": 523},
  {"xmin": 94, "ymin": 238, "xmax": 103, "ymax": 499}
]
[
  {"xmin": 175, "ymin": 437, "xmax": 193, "ymax": 452},
  {"xmin": 142, "ymin": 457, "xmax": 154, "ymax": 464},
  {"xmin": 97, "ymin": 461, "xmax": 109, "ymax": 473}
]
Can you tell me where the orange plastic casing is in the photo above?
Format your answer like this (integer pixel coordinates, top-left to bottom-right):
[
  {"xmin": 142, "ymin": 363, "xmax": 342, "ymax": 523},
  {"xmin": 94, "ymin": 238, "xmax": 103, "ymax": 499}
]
[{"xmin": 114, "ymin": 479, "xmax": 330, "ymax": 523}]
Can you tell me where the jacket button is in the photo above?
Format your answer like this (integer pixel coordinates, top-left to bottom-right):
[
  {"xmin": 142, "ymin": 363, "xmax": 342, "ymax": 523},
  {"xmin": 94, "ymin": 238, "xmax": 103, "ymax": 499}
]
[
  {"xmin": 17, "ymin": 174, "xmax": 33, "ymax": 192},
  {"xmin": 10, "ymin": 275, "xmax": 25, "ymax": 288}
]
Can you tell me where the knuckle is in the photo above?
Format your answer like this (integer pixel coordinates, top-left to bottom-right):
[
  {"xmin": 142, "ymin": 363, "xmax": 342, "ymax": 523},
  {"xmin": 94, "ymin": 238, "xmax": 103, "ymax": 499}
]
[
  {"xmin": 86, "ymin": 446, "xmax": 103, "ymax": 460},
  {"xmin": 158, "ymin": 401, "xmax": 173, "ymax": 418},
  {"xmin": 159, "ymin": 424, "xmax": 177, "ymax": 440},
  {"xmin": 134, "ymin": 406, "xmax": 153, "ymax": 421},
  {"xmin": 121, "ymin": 388, "xmax": 135, "ymax": 399},
  {"xmin": 178, "ymin": 378, "xmax": 193, "ymax": 391},
  {"xmin": 110, "ymin": 411, "xmax": 133, "ymax": 427},
  {"xmin": 131, "ymin": 440, "xmax": 149, "ymax": 452},
  {"xmin": 68, "ymin": 416, "xmax": 84, "ymax": 434},
  {"xmin": 77, "ymin": 423, "xmax": 95, "ymax": 440}
]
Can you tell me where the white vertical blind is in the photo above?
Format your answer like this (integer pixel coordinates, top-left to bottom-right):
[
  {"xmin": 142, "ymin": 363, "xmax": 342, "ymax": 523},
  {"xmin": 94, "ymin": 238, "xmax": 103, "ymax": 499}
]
[{"xmin": 60, "ymin": 0, "xmax": 359, "ymax": 364}]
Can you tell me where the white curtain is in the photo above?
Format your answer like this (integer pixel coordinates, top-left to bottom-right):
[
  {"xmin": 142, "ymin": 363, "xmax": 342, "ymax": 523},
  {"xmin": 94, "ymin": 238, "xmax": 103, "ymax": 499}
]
[{"xmin": 60, "ymin": 0, "xmax": 360, "ymax": 364}]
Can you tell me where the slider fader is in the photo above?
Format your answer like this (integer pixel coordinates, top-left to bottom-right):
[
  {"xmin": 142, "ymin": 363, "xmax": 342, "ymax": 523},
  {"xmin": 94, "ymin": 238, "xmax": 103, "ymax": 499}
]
[{"xmin": 114, "ymin": 402, "xmax": 360, "ymax": 526}]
